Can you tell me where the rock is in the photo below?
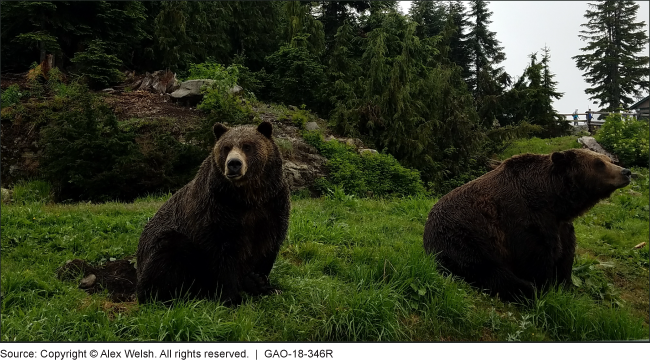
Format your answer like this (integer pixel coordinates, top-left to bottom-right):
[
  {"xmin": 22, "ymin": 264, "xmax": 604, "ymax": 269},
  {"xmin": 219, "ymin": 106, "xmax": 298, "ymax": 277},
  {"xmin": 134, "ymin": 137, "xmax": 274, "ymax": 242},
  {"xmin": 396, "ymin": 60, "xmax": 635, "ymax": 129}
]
[
  {"xmin": 283, "ymin": 160, "xmax": 324, "ymax": 191},
  {"xmin": 305, "ymin": 121, "xmax": 319, "ymax": 131},
  {"xmin": 170, "ymin": 79, "xmax": 215, "ymax": 99},
  {"xmin": 577, "ymin": 136, "xmax": 619, "ymax": 163},
  {"xmin": 130, "ymin": 70, "xmax": 180, "ymax": 94},
  {"xmin": 359, "ymin": 148, "xmax": 378, "ymax": 154},
  {"xmin": 101, "ymin": 88, "xmax": 115, "ymax": 93},
  {"xmin": 280, "ymin": 137, "xmax": 328, "ymax": 192},
  {"xmin": 1, "ymin": 188, "xmax": 12, "ymax": 203},
  {"xmin": 228, "ymin": 85, "xmax": 243, "ymax": 96},
  {"xmin": 79, "ymin": 274, "xmax": 97, "ymax": 289}
]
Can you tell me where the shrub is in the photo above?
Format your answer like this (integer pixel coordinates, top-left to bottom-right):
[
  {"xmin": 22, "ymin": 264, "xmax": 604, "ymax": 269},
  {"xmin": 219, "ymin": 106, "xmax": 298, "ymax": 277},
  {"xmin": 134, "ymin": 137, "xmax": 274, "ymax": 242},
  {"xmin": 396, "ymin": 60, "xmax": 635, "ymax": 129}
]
[
  {"xmin": 1, "ymin": 84, "xmax": 23, "ymax": 108},
  {"xmin": 39, "ymin": 84, "xmax": 142, "ymax": 202},
  {"xmin": 304, "ymin": 131, "xmax": 426, "ymax": 198},
  {"xmin": 70, "ymin": 39, "xmax": 124, "ymax": 89},
  {"xmin": 186, "ymin": 61, "xmax": 256, "ymax": 130},
  {"xmin": 596, "ymin": 113, "xmax": 649, "ymax": 167}
]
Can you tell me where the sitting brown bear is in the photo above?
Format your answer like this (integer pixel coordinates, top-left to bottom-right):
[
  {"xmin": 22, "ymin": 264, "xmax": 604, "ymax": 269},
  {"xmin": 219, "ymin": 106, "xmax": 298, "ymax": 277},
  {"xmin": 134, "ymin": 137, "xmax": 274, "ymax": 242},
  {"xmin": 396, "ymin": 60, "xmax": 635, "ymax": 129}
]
[
  {"xmin": 136, "ymin": 121, "xmax": 290, "ymax": 304},
  {"xmin": 423, "ymin": 149, "xmax": 632, "ymax": 302}
]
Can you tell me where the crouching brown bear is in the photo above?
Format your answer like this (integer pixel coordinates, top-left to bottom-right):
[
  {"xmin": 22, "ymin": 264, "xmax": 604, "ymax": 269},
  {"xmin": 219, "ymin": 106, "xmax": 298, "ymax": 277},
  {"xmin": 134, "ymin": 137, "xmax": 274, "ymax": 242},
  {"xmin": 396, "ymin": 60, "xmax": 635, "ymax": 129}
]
[
  {"xmin": 423, "ymin": 149, "xmax": 632, "ymax": 302},
  {"xmin": 136, "ymin": 121, "xmax": 290, "ymax": 304}
]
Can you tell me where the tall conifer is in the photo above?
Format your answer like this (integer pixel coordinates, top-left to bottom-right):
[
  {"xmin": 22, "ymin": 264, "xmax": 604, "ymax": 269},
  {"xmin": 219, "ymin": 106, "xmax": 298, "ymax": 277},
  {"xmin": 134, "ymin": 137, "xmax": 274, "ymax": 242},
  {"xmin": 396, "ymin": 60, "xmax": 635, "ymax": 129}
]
[{"xmin": 573, "ymin": 1, "xmax": 649, "ymax": 111}]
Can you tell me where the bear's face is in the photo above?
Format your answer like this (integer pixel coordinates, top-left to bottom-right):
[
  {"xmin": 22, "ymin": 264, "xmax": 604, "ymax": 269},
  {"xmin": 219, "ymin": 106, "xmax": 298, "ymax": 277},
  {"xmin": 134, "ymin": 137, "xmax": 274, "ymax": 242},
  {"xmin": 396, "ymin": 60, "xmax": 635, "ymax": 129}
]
[
  {"xmin": 211, "ymin": 122, "xmax": 276, "ymax": 186},
  {"xmin": 552, "ymin": 149, "xmax": 631, "ymax": 196}
]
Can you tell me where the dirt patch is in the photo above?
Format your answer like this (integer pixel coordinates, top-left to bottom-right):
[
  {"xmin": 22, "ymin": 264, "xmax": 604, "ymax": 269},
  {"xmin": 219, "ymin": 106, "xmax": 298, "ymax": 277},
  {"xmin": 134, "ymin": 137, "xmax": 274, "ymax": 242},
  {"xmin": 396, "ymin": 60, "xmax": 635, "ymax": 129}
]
[
  {"xmin": 57, "ymin": 258, "xmax": 137, "ymax": 302},
  {"xmin": 0, "ymin": 72, "xmax": 30, "ymax": 90},
  {"xmin": 102, "ymin": 90, "xmax": 203, "ymax": 123}
]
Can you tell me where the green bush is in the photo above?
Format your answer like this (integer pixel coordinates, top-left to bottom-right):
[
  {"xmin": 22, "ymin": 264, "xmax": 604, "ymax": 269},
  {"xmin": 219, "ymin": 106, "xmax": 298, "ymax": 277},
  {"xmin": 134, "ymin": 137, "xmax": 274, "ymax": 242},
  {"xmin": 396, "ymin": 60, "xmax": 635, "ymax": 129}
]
[
  {"xmin": 39, "ymin": 83, "xmax": 142, "ymax": 202},
  {"xmin": 304, "ymin": 131, "xmax": 426, "ymax": 198},
  {"xmin": 1, "ymin": 84, "xmax": 23, "ymax": 108},
  {"xmin": 70, "ymin": 39, "xmax": 124, "ymax": 89},
  {"xmin": 185, "ymin": 61, "xmax": 239, "ymax": 84},
  {"xmin": 186, "ymin": 61, "xmax": 256, "ymax": 129},
  {"xmin": 595, "ymin": 113, "xmax": 649, "ymax": 167}
]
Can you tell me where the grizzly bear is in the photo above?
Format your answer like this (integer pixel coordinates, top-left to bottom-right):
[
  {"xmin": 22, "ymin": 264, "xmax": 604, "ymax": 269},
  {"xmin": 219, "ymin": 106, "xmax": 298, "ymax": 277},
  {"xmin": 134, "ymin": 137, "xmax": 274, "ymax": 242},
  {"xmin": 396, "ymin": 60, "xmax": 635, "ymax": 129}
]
[
  {"xmin": 136, "ymin": 121, "xmax": 290, "ymax": 304},
  {"xmin": 423, "ymin": 149, "xmax": 632, "ymax": 302}
]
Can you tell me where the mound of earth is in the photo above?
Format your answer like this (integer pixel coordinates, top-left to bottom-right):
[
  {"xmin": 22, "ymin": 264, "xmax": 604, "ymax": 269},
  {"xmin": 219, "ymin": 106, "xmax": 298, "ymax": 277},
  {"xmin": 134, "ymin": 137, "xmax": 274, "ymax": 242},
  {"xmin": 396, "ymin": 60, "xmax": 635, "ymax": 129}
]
[{"xmin": 56, "ymin": 258, "xmax": 137, "ymax": 302}]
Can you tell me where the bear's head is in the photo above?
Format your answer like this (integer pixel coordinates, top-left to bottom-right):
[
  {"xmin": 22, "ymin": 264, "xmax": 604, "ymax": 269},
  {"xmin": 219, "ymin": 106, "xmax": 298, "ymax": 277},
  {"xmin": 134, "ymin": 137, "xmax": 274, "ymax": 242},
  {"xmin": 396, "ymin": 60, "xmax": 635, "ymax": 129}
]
[
  {"xmin": 551, "ymin": 149, "xmax": 631, "ymax": 199},
  {"xmin": 211, "ymin": 121, "xmax": 279, "ymax": 186}
]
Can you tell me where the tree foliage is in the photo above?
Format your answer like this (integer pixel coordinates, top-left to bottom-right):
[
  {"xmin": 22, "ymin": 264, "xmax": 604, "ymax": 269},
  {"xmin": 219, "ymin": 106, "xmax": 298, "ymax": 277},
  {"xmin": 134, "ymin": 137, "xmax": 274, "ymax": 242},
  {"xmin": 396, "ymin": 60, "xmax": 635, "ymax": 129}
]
[{"xmin": 573, "ymin": 1, "xmax": 650, "ymax": 111}]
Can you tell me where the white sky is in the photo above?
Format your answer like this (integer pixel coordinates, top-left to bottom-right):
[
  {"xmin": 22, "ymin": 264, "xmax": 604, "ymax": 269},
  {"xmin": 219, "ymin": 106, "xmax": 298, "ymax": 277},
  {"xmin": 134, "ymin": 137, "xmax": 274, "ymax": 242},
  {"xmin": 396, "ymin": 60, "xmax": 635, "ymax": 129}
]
[{"xmin": 398, "ymin": 1, "xmax": 650, "ymax": 115}]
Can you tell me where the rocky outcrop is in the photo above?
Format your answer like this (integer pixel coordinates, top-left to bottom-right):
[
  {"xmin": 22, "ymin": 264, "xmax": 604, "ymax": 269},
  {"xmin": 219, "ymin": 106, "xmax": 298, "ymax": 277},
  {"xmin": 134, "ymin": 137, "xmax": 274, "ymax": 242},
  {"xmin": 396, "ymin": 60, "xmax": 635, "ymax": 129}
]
[
  {"xmin": 258, "ymin": 120, "xmax": 327, "ymax": 192},
  {"xmin": 126, "ymin": 70, "xmax": 180, "ymax": 95},
  {"xmin": 578, "ymin": 136, "xmax": 619, "ymax": 163}
]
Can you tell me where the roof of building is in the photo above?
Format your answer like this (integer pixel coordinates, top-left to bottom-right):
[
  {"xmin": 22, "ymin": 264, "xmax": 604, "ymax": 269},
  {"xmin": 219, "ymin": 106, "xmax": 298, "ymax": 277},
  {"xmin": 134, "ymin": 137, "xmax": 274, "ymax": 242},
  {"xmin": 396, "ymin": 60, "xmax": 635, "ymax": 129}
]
[{"xmin": 629, "ymin": 95, "xmax": 650, "ymax": 109}]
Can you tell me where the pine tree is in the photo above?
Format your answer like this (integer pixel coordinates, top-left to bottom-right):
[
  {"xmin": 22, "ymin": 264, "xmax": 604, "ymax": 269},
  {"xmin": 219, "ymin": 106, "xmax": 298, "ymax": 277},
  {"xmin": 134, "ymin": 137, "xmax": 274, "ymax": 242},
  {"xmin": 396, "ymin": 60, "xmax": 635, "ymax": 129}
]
[
  {"xmin": 501, "ymin": 47, "xmax": 566, "ymax": 136},
  {"xmin": 573, "ymin": 1, "xmax": 649, "ymax": 111},
  {"xmin": 465, "ymin": 0, "xmax": 506, "ymax": 98},
  {"xmin": 282, "ymin": 1, "xmax": 325, "ymax": 54},
  {"xmin": 408, "ymin": 0, "xmax": 447, "ymax": 39},
  {"xmin": 319, "ymin": 1, "xmax": 369, "ymax": 52},
  {"xmin": 445, "ymin": 1, "xmax": 472, "ymax": 81}
]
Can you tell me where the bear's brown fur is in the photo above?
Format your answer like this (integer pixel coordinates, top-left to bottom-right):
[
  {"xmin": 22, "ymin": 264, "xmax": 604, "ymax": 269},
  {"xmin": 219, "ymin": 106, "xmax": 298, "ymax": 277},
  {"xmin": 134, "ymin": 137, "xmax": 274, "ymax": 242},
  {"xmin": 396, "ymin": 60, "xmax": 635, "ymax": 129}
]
[
  {"xmin": 136, "ymin": 121, "xmax": 290, "ymax": 304},
  {"xmin": 423, "ymin": 149, "xmax": 632, "ymax": 302}
]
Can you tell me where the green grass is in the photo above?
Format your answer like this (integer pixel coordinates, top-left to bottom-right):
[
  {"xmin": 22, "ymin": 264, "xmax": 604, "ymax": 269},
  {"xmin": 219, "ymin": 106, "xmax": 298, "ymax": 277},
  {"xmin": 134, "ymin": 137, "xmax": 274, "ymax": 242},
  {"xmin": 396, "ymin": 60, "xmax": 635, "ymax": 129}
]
[
  {"xmin": 499, "ymin": 136, "xmax": 581, "ymax": 159},
  {"xmin": 2, "ymin": 136, "xmax": 648, "ymax": 341},
  {"xmin": 2, "ymin": 189, "xmax": 648, "ymax": 341}
]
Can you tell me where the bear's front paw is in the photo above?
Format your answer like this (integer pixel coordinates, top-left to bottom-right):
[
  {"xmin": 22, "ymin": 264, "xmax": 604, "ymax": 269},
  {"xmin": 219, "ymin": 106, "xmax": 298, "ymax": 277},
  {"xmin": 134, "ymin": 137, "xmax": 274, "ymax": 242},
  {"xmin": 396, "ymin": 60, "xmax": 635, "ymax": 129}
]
[{"xmin": 243, "ymin": 272, "xmax": 272, "ymax": 296}]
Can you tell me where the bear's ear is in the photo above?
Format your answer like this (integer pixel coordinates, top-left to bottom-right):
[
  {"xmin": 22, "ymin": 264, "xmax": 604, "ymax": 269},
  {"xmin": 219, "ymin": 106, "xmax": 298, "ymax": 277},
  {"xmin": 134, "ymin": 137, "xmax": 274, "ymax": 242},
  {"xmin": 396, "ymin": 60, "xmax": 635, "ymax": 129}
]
[
  {"xmin": 257, "ymin": 121, "xmax": 273, "ymax": 139},
  {"xmin": 213, "ymin": 123, "xmax": 229, "ymax": 140},
  {"xmin": 551, "ymin": 151, "xmax": 565, "ymax": 165},
  {"xmin": 551, "ymin": 151, "xmax": 573, "ymax": 169}
]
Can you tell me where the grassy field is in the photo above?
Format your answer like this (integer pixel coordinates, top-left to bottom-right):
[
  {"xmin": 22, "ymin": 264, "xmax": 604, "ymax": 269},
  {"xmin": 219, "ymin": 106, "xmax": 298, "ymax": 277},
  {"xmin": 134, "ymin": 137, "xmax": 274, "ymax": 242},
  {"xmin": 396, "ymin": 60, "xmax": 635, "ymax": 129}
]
[{"xmin": 1, "ymin": 139, "xmax": 648, "ymax": 341}]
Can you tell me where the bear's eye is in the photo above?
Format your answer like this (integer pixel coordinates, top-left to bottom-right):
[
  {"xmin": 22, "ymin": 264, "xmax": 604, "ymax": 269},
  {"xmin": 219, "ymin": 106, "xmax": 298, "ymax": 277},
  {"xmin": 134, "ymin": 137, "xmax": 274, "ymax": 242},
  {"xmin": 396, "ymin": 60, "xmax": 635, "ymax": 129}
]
[
  {"xmin": 594, "ymin": 159, "xmax": 605, "ymax": 168},
  {"xmin": 242, "ymin": 144, "xmax": 252, "ymax": 152},
  {"xmin": 222, "ymin": 146, "xmax": 232, "ymax": 154}
]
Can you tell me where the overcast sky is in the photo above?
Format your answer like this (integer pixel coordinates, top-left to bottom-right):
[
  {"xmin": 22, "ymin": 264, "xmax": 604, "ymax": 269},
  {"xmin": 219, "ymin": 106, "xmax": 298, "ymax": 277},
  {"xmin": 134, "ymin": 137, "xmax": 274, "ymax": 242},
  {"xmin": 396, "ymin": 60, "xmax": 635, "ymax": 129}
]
[{"xmin": 398, "ymin": 1, "xmax": 650, "ymax": 117}]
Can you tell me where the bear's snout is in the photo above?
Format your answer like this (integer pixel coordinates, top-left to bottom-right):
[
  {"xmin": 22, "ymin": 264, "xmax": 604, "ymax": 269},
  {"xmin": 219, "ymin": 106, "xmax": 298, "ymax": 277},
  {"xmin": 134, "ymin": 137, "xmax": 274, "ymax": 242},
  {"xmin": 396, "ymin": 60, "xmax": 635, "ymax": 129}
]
[
  {"xmin": 228, "ymin": 159, "xmax": 242, "ymax": 174},
  {"xmin": 621, "ymin": 168, "xmax": 631, "ymax": 177},
  {"xmin": 224, "ymin": 148, "xmax": 248, "ymax": 180}
]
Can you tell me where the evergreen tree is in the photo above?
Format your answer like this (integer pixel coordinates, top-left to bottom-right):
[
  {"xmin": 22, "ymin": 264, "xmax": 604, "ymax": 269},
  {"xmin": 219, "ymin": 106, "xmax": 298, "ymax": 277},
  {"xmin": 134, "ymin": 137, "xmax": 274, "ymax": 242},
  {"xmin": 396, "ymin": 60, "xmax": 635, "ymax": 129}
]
[
  {"xmin": 282, "ymin": 1, "xmax": 325, "ymax": 54},
  {"xmin": 445, "ymin": 1, "xmax": 472, "ymax": 80},
  {"xmin": 1, "ymin": 1, "xmax": 148, "ymax": 72},
  {"xmin": 318, "ymin": 1, "xmax": 369, "ymax": 53},
  {"xmin": 501, "ymin": 47, "xmax": 567, "ymax": 136},
  {"xmin": 330, "ymin": 11, "xmax": 484, "ymax": 186},
  {"xmin": 573, "ymin": 1, "xmax": 650, "ymax": 111},
  {"xmin": 227, "ymin": 1, "xmax": 282, "ymax": 70},
  {"xmin": 153, "ymin": 1, "xmax": 231, "ymax": 71},
  {"xmin": 408, "ymin": 1, "xmax": 447, "ymax": 39},
  {"xmin": 466, "ymin": 0, "xmax": 506, "ymax": 97}
]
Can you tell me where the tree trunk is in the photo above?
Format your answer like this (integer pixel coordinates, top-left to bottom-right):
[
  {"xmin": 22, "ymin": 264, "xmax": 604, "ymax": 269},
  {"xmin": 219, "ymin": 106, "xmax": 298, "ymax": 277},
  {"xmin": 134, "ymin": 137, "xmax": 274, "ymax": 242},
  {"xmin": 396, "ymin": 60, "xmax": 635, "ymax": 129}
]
[{"xmin": 39, "ymin": 41, "xmax": 47, "ymax": 64}]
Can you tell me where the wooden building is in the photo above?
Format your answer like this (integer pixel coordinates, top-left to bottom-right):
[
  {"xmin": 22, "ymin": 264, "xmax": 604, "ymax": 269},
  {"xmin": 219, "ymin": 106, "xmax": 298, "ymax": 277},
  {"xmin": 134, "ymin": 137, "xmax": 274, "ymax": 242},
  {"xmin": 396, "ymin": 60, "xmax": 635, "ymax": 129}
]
[{"xmin": 629, "ymin": 95, "xmax": 650, "ymax": 120}]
